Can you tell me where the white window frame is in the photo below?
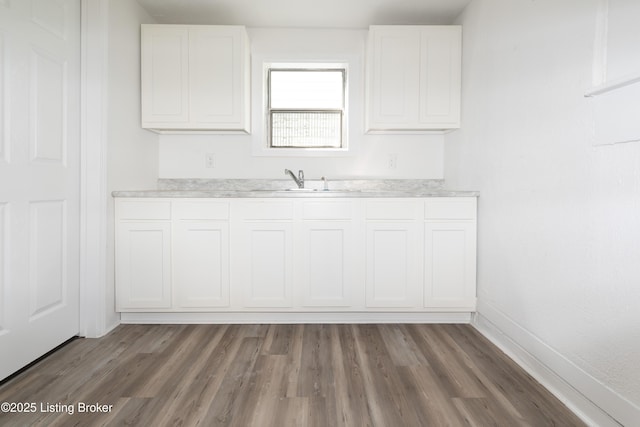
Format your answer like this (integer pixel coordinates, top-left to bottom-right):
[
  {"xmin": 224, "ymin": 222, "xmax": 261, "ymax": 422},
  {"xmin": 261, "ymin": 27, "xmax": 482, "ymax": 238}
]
[
  {"xmin": 267, "ymin": 67, "xmax": 346, "ymax": 149},
  {"xmin": 252, "ymin": 61, "xmax": 351, "ymax": 157}
]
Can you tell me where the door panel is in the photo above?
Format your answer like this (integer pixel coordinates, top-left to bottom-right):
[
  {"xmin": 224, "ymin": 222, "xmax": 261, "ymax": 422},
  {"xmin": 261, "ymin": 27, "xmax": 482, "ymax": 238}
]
[
  {"xmin": 0, "ymin": 30, "xmax": 6, "ymax": 161},
  {"xmin": 29, "ymin": 201, "xmax": 67, "ymax": 318},
  {"xmin": 0, "ymin": 0, "xmax": 80, "ymax": 380},
  {"xmin": 0, "ymin": 203, "xmax": 6, "ymax": 335}
]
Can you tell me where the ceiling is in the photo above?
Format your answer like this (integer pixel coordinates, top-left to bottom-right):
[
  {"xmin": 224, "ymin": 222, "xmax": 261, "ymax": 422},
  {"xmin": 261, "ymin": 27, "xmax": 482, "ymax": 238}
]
[{"xmin": 135, "ymin": 0, "xmax": 472, "ymax": 28}]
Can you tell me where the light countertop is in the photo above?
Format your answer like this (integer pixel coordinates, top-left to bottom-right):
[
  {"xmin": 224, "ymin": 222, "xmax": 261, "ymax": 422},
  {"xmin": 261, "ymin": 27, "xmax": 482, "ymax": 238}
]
[{"xmin": 112, "ymin": 179, "xmax": 479, "ymax": 198}]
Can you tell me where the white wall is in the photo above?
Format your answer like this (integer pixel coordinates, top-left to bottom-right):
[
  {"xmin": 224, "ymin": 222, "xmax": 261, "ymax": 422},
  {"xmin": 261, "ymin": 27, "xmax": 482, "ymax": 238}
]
[
  {"xmin": 446, "ymin": 0, "xmax": 640, "ymax": 425},
  {"xmin": 108, "ymin": 1, "xmax": 159, "ymax": 191},
  {"xmin": 106, "ymin": 0, "xmax": 159, "ymax": 328},
  {"xmin": 159, "ymin": 28, "xmax": 444, "ymax": 180}
]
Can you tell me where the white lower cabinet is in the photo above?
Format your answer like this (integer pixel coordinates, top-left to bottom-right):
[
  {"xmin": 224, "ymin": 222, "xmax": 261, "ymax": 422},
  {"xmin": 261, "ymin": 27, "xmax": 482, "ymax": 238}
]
[
  {"xmin": 423, "ymin": 198, "xmax": 478, "ymax": 310},
  {"xmin": 232, "ymin": 200, "xmax": 294, "ymax": 308},
  {"xmin": 173, "ymin": 220, "xmax": 229, "ymax": 308},
  {"xmin": 116, "ymin": 221, "xmax": 172, "ymax": 310},
  {"xmin": 114, "ymin": 197, "xmax": 477, "ymax": 315},
  {"xmin": 235, "ymin": 221, "xmax": 294, "ymax": 308},
  {"xmin": 297, "ymin": 221, "xmax": 357, "ymax": 308},
  {"xmin": 172, "ymin": 201, "xmax": 230, "ymax": 309},
  {"xmin": 364, "ymin": 200, "xmax": 423, "ymax": 308},
  {"xmin": 116, "ymin": 200, "xmax": 172, "ymax": 310},
  {"xmin": 296, "ymin": 200, "xmax": 360, "ymax": 308},
  {"xmin": 365, "ymin": 222, "xmax": 422, "ymax": 308},
  {"xmin": 424, "ymin": 222, "xmax": 476, "ymax": 309}
]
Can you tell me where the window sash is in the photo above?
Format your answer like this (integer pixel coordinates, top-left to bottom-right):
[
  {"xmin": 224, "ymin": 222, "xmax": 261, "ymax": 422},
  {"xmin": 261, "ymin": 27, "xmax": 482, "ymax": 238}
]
[{"xmin": 267, "ymin": 67, "xmax": 346, "ymax": 149}]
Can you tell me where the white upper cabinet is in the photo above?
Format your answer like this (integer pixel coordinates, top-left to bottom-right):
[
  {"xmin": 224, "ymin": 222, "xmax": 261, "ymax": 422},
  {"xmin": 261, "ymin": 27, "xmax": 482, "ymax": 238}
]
[
  {"xmin": 141, "ymin": 25, "xmax": 250, "ymax": 133},
  {"xmin": 366, "ymin": 25, "xmax": 462, "ymax": 132}
]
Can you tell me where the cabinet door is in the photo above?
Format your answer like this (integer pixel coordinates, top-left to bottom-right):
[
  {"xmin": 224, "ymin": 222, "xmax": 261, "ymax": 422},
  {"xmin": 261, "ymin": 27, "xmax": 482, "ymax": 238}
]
[
  {"xmin": 367, "ymin": 26, "xmax": 421, "ymax": 130},
  {"xmin": 366, "ymin": 25, "xmax": 461, "ymax": 131},
  {"xmin": 189, "ymin": 26, "xmax": 249, "ymax": 131},
  {"xmin": 116, "ymin": 222, "xmax": 171, "ymax": 310},
  {"xmin": 173, "ymin": 221, "xmax": 229, "ymax": 309},
  {"xmin": 365, "ymin": 222, "xmax": 422, "ymax": 308},
  {"xmin": 419, "ymin": 26, "xmax": 462, "ymax": 128},
  {"xmin": 141, "ymin": 25, "xmax": 189, "ymax": 126},
  {"xmin": 235, "ymin": 222, "xmax": 294, "ymax": 308},
  {"xmin": 424, "ymin": 221, "xmax": 476, "ymax": 309},
  {"xmin": 297, "ymin": 221, "xmax": 358, "ymax": 307}
]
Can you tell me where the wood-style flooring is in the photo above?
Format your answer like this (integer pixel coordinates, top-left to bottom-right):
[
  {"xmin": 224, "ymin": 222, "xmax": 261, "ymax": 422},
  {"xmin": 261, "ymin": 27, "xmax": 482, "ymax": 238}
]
[{"xmin": 0, "ymin": 324, "xmax": 585, "ymax": 426}]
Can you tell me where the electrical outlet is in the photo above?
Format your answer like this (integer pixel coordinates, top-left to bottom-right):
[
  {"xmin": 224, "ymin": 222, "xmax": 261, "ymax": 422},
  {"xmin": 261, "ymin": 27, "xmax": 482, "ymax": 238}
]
[
  {"xmin": 387, "ymin": 153, "xmax": 398, "ymax": 170},
  {"xmin": 205, "ymin": 153, "xmax": 215, "ymax": 168}
]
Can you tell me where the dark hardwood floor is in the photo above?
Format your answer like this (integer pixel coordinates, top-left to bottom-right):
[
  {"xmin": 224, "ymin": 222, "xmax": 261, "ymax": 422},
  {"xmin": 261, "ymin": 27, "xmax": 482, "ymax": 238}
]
[{"xmin": 0, "ymin": 324, "xmax": 585, "ymax": 426}]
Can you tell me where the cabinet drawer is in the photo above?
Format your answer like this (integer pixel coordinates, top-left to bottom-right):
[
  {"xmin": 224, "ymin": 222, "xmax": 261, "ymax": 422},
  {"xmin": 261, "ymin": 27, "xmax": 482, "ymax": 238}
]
[
  {"xmin": 236, "ymin": 201, "xmax": 294, "ymax": 220},
  {"xmin": 365, "ymin": 201, "xmax": 421, "ymax": 220},
  {"xmin": 425, "ymin": 198, "xmax": 476, "ymax": 220},
  {"xmin": 302, "ymin": 201, "xmax": 354, "ymax": 220},
  {"xmin": 173, "ymin": 201, "xmax": 229, "ymax": 220},
  {"xmin": 117, "ymin": 200, "xmax": 171, "ymax": 220}
]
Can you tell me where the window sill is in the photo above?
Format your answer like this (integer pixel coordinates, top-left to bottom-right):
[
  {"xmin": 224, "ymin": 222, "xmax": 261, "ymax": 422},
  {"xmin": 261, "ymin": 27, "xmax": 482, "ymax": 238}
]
[{"xmin": 251, "ymin": 146, "xmax": 352, "ymax": 157}]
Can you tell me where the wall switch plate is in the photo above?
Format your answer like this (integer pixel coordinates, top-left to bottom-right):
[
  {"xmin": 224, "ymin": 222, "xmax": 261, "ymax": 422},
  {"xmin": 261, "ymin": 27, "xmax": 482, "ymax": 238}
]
[{"xmin": 205, "ymin": 153, "xmax": 215, "ymax": 168}]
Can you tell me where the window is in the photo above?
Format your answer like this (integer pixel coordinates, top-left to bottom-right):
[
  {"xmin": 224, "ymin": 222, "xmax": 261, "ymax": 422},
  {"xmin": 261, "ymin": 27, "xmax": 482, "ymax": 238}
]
[{"xmin": 266, "ymin": 64, "xmax": 347, "ymax": 150}]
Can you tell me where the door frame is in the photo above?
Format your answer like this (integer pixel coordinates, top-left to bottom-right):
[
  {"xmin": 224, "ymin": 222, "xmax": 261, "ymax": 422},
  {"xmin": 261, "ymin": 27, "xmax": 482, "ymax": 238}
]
[{"xmin": 79, "ymin": 0, "xmax": 115, "ymax": 338}]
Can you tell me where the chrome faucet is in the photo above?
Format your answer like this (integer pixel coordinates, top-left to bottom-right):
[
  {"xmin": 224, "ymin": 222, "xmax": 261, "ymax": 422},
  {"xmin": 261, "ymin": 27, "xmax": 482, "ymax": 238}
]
[{"xmin": 285, "ymin": 169, "xmax": 304, "ymax": 188}]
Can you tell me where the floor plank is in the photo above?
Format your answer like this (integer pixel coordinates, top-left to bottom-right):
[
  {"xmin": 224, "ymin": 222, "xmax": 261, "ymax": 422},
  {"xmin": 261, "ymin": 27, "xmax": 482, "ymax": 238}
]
[{"xmin": 0, "ymin": 324, "xmax": 586, "ymax": 427}]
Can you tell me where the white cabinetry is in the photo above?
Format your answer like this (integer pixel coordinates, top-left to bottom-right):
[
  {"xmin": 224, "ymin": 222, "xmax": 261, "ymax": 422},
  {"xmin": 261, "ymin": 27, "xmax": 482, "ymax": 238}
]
[
  {"xmin": 115, "ymin": 201, "xmax": 172, "ymax": 310},
  {"xmin": 296, "ymin": 201, "xmax": 360, "ymax": 308},
  {"xmin": 141, "ymin": 25, "xmax": 250, "ymax": 133},
  {"xmin": 366, "ymin": 25, "xmax": 461, "ymax": 132},
  {"xmin": 365, "ymin": 201, "xmax": 422, "ymax": 308},
  {"xmin": 114, "ymin": 197, "xmax": 477, "ymax": 318},
  {"xmin": 115, "ymin": 199, "xmax": 231, "ymax": 311},
  {"xmin": 233, "ymin": 201, "xmax": 294, "ymax": 308},
  {"xmin": 172, "ymin": 201, "xmax": 230, "ymax": 309},
  {"xmin": 424, "ymin": 198, "xmax": 477, "ymax": 310}
]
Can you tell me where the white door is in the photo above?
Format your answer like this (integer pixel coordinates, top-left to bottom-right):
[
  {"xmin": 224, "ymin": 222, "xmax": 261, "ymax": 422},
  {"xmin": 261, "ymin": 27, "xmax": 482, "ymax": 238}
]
[{"xmin": 0, "ymin": 0, "xmax": 80, "ymax": 380}]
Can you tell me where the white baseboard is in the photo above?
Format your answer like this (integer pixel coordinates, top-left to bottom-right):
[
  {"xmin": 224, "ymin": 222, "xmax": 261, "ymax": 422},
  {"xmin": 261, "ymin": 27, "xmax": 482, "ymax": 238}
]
[
  {"xmin": 473, "ymin": 300, "xmax": 638, "ymax": 427},
  {"xmin": 101, "ymin": 318, "xmax": 121, "ymax": 338},
  {"xmin": 120, "ymin": 311, "xmax": 472, "ymax": 324}
]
